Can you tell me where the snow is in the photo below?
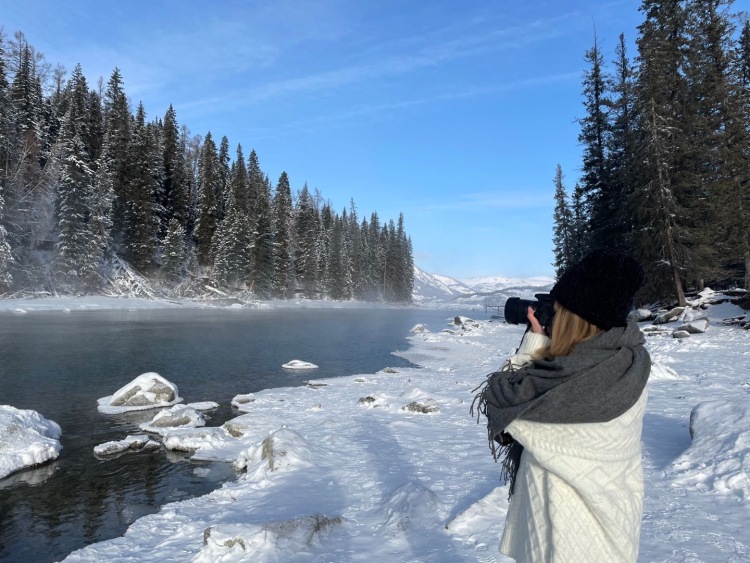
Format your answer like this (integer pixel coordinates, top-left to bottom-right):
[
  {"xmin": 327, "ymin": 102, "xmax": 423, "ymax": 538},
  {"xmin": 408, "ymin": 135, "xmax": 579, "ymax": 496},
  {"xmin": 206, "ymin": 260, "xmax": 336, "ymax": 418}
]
[
  {"xmin": 93, "ymin": 435, "xmax": 161, "ymax": 457},
  {"xmin": 0, "ymin": 406, "xmax": 62, "ymax": 479},
  {"xmin": 139, "ymin": 405, "xmax": 206, "ymax": 435},
  {"xmin": 2, "ymin": 292, "xmax": 749, "ymax": 561},
  {"xmin": 282, "ymin": 360, "xmax": 319, "ymax": 370},
  {"xmin": 97, "ymin": 372, "xmax": 183, "ymax": 414}
]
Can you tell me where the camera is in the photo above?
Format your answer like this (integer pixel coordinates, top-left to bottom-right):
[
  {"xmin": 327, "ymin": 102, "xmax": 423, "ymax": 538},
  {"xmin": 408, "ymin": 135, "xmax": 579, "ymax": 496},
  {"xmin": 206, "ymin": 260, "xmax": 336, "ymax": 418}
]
[{"xmin": 504, "ymin": 293, "xmax": 556, "ymax": 327}]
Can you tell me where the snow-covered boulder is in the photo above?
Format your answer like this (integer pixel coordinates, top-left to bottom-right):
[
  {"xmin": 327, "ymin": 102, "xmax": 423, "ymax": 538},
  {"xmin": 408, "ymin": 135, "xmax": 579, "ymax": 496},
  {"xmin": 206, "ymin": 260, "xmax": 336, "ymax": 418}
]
[
  {"xmin": 402, "ymin": 400, "xmax": 439, "ymax": 414},
  {"xmin": 675, "ymin": 400, "xmax": 750, "ymax": 500},
  {"xmin": 628, "ymin": 308, "xmax": 653, "ymax": 322},
  {"xmin": 231, "ymin": 393, "xmax": 255, "ymax": 409},
  {"xmin": 139, "ymin": 404, "xmax": 205, "ymax": 435},
  {"xmin": 676, "ymin": 316, "xmax": 709, "ymax": 334},
  {"xmin": 410, "ymin": 323, "xmax": 430, "ymax": 333},
  {"xmin": 98, "ymin": 372, "xmax": 182, "ymax": 414},
  {"xmin": 378, "ymin": 482, "xmax": 445, "ymax": 534},
  {"xmin": 654, "ymin": 306, "xmax": 686, "ymax": 324},
  {"xmin": 672, "ymin": 330, "xmax": 691, "ymax": 339},
  {"xmin": 0, "ymin": 406, "xmax": 62, "ymax": 479},
  {"xmin": 195, "ymin": 514, "xmax": 344, "ymax": 562},
  {"xmin": 282, "ymin": 360, "xmax": 318, "ymax": 370},
  {"xmin": 162, "ymin": 427, "xmax": 233, "ymax": 453},
  {"xmin": 93, "ymin": 434, "xmax": 160, "ymax": 457},
  {"xmin": 234, "ymin": 427, "xmax": 317, "ymax": 481}
]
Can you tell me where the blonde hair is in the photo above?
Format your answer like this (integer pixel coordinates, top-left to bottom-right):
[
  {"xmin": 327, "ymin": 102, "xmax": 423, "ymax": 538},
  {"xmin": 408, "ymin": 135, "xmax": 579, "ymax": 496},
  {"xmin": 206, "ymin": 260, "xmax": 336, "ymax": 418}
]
[{"xmin": 536, "ymin": 303, "xmax": 601, "ymax": 360}]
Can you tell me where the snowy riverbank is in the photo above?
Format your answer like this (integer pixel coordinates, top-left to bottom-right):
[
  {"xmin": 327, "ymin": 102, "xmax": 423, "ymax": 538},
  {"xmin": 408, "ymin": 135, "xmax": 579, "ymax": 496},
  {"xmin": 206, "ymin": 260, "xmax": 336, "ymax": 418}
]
[
  {"xmin": 37, "ymin": 295, "xmax": 749, "ymax": 562},
  {"xmin": 1, "ymin": 292, "xmax": 748, "ymax": 560}
]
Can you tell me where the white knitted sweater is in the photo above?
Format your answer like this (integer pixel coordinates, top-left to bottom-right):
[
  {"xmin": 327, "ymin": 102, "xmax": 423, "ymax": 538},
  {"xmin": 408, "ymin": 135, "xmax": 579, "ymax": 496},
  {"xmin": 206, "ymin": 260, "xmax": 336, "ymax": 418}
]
[{"xmin": 498, "ymin": 332, "xmax": 648, "ymax": 563}]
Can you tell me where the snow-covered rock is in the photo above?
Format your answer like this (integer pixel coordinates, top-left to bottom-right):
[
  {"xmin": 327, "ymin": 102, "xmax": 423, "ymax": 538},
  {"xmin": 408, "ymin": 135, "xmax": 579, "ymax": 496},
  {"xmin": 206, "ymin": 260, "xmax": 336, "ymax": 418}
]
[
  {"xmin": 629, "ymin": 308, "xmax": 653, "ymax": 322},
  {"xmin": 162, "ymin": 427, "xmax": 233, "ymax": 453},
  {"xmin": 234, "ymin": 427, "xmax": 317, "ymax": 481},
  {"xmin": 672, "ymin": 330, "xmax": 691, "ymax": 339},
  {"xmin": 282, "ymin": 360, "xmax": 318, "ymax": 370},
  {"xmin": 231, "ymin": 393, "xmax": 255, "ymax": 409},
  {"xmin": 195, "ymin": 514, "xmax": 344, "ymax": 563},
  {"xmin": 378, "ymin": 482, "xmax": 445, "ymax": 534},
  {"xmin": 676, "ymin": 400, "xmax": 750, "ymax": 500},
  {"xmin": 654, "ymin": 307, "xmax": 686, "ymax": 324},
  {"xmin": 410, "ymin": 323, "xmax": 430, "ymax": 333},
  {"xmin": 139, "ymin": 405, "xmax": 205, "ymax": 435},
  {"xmin": 93, "ymin": 434, "xmax": 160, "ymax": 456},
  {"xmin": 186, "ymin": 401, "xmax": 220, "ymax": 411},
  {"xmin": 98, "ymin": 372, "xmax": 182, "ymax": 414},
  {"xmin": 0, "ymin": 406, "xmax": 62, "ymax": 479},
  {"xmin": 676, "ymin": 316, "xmax": 709, "ymax": 334}
]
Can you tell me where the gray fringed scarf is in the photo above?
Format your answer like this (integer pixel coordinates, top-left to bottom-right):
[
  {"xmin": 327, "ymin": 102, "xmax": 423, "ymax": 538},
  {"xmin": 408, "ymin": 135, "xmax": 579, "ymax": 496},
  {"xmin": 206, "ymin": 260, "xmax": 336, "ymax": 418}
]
[{"xmin": 472, "ymin": 321, "xmax": 650, "ymax": 496}]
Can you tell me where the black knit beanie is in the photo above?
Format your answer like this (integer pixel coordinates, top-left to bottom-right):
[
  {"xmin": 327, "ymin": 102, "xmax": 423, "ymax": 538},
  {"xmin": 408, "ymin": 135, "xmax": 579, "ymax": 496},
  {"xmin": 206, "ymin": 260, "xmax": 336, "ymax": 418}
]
[{"xmin": 550, "ymin": 249, "xmax": 644, "ymax": 329}]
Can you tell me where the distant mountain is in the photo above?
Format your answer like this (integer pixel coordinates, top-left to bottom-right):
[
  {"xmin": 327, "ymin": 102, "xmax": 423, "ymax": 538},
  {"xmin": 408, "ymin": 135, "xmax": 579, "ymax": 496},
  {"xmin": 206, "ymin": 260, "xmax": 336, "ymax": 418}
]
[{"xmin": 412, "ymin": 266, "xmax": 554, "ymax": 307}]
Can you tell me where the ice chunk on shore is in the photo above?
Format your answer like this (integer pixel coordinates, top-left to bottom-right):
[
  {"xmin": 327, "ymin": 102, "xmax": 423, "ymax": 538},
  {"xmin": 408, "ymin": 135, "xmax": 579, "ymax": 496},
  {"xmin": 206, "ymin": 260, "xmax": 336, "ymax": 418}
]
[
  {"xmin": 93, "ymin": 434, "xmax": 160, "ymax": 456},
  {"xmin": 282, "ymin": 360, "xmax": 319, "ymax": 370},
  {"xmin": 97, "ymin": 372, "xmax": 182, "ymax": 414},
  {"xmin": 139, "ymin": 405, "xmax": 205, "ymax": 435},
  {"xmin": 0, "ymin": 406, "xmax": 62, "ymax": 480}
]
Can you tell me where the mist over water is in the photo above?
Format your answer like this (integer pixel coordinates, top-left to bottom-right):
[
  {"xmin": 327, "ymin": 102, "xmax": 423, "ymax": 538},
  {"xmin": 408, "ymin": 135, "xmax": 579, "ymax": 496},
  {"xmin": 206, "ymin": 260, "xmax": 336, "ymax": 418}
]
[{"xmin": 0, "ymin": 306, "xmax": 473, "ymax": 562}]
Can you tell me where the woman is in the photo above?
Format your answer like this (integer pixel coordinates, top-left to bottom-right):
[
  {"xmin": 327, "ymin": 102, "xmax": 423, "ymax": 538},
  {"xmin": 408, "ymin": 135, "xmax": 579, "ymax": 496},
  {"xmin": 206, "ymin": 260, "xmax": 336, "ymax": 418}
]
[{"xmin": 474, "ymin": 248, "xmax": 651, "ymax": 563}]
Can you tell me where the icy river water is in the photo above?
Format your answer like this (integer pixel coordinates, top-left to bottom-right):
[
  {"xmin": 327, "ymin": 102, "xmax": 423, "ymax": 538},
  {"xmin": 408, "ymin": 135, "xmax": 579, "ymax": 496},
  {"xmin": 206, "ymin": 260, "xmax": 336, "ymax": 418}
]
[{"xmin": 0, "ymin": 306, "xmax": 474, "ymax": 563}]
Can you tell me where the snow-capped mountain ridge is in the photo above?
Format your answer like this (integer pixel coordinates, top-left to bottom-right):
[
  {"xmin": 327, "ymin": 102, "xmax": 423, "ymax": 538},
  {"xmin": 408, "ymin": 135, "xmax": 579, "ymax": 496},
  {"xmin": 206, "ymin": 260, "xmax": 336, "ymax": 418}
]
[{"xmin": 413, "ymin": 266, "xmax": 554, "ymax": 305}]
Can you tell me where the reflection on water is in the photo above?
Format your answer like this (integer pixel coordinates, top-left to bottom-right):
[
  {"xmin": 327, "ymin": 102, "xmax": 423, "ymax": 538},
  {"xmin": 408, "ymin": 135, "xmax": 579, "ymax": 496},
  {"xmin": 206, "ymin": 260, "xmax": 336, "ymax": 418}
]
[{"xmin": 0, "ymin": 307, "xmax": 468, "ymax": 562}]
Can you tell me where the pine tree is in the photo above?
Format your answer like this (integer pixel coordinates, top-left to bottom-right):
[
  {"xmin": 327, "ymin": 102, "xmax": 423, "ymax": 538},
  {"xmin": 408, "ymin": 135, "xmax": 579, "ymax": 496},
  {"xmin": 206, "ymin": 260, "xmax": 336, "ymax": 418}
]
[
  {"xmin": 552, "ymin": 165, "xmax": 576, "ymax": 278},
  {"xmin": 125, "ymin": 102, "xmax": 159, "ymax": 272},
  {"xmin": 211, "ymin": 144, "xmax": 252, "ymax": 286},
  {"xmin": 606, "ymin": 34, "xmax": 638, "ymax": 251},
  {"xmin": 162, "ymin": 217, "xmax": 186, "ymax": 279},
  {"xmin": 733, "ymin": 18, "xmax": 750, "ymax": 288},
  {"xmin": 103, "ymin": 68, "xmax": 131, "ymax": 247},
  {"xmin": 0, "ymin": 189, "xmax": 14, "ymax": 291},
  {"xmin": 54, "ymin": 65, "xmax": 100, "ymax": 287},
  {"xmin": 577, "ymin": 37, "xmax": 612, "ymax": 250},
  {"xmin": 632, "ymin": 0, "xmax": 689, "ymax": 304},
  {"xmin": 161, "ymin": 105, "xmax": 188, "ymax": 233},
  {"xmin": 680, "ymin": 0, "xmax": 738, "ymax": 288},
  {"xmin": 194, "ymin": 132, "xmax": 219, "ymax": 265},
  {"xmin": 272, "ymin": 171, "xmax": 295, "ymax": 297},
  {"xmin": 294, "ymin": 184, "xmax": 319, "ymax": 297},
  {"xmin": 217, "ymin": 135, "xmax": 230, "ymax": 222},
  {"xmin": 252, "ymin": 174, "xmax": 275, "ymax": 297}
]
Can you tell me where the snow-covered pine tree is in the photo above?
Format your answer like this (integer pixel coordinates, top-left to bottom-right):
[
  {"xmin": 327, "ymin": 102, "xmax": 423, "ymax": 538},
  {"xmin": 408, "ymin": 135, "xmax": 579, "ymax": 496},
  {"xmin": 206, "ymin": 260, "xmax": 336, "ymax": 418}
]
[
  {"xmin": 216, "ymin": 135, "xmax": 230, "ymax": 223},
  {"xmin": 162, "ymin": 217, "xmax": 186, "ymax": 279},
  {"xmin": 327, "ymin": 213, "xmax": 345, "ymax": 299},
  {"xmin": 124, "ymin": 102, "xmax": 159, "ymax": 272},
  {"xmin": 250, "ymin": 164, "xmax": 275, "ymax": 297},
  {"xmin": 211, "ymin": 144, "xmax": 252, "ymax": 287},
  {"xmin": 733, "ymin": 19, "xmax": 750, "ymax": 289},
  {"xmin": 0, "ymin": 189, "xmax": 13, "ymax": 291},
  {"xmin": 54, "ymin": 64, "xmax": 100, "ymax": 287},
  {"xmin": 632, "ymin": 0, "xmax": 689, "ymax": 304},
  {"xmin": 161, "ymin": 105, "xmax": 188, "ymax": 235},
  {"xmin": 294, "ymin": 184, "xmax": 319, "ymax": 298},
  {"xmin": 194, "ymin": 131, "xmax": 220, "ymax": 266},
  {"xmin": 272, "ymin": 171, "xmax": 295, "ymax": 298},
  {"xmin": 102, "ymin": 68, "xmax": 131, "ymax": 248}
]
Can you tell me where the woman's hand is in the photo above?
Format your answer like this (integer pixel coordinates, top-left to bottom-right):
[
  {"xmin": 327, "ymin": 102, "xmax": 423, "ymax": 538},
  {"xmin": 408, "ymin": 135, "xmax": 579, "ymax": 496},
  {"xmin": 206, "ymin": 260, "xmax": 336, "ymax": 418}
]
[{"xmin": 527, "ymin": 306, "xmax": 545, "ymax": 334}]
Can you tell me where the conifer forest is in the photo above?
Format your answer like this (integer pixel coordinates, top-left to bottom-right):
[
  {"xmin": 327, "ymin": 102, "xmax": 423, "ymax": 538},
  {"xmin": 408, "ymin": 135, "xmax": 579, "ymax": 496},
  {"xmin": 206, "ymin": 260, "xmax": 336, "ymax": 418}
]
[
  {"xmin": 0, "ymin": 31, "xmax": 414, "ymax": 302},
  {"xmin": 553, "ymin": 0, "xmax": 750, "ymax": 306}
]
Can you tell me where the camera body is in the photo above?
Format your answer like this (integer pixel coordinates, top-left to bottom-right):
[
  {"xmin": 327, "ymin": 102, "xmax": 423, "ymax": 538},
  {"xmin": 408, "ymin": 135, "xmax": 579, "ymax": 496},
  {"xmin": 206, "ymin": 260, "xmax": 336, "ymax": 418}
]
[{"xmin": 504, "ymin": 293, "xmax": 556, "ymax": 327}]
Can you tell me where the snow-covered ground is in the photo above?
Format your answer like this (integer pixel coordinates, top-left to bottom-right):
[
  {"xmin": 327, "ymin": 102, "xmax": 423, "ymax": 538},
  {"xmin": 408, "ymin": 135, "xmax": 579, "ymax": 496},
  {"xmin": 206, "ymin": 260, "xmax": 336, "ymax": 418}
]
[{"xmin": 23, "ymin": 294, "xmax": 741, "ymax": 562}]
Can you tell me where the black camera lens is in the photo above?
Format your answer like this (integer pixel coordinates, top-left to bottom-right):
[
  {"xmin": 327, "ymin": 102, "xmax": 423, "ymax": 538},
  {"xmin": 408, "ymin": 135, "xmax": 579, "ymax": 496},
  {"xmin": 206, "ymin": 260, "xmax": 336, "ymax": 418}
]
[
  {"xmin": 504, "ymin": 297, "xmax": 536, "ymax": 325},
  {"xmin": 503, "ymin": 293, "xmax": 555, "ymax": 327}
]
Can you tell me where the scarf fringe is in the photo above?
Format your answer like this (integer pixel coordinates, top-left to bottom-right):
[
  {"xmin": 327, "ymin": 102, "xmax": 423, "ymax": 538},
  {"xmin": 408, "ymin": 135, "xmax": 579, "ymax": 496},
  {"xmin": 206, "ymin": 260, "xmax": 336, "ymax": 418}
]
[{"xmin": 471, "ymin": 359, "xmax": 524, "ymax": 498}]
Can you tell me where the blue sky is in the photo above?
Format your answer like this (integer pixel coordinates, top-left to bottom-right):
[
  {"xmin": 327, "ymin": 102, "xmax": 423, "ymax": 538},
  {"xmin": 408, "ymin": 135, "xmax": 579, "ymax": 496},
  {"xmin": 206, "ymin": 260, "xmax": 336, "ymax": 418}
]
[{"xmin": 1, "ymin": 1, "xmax": 655, "ymax": 279}]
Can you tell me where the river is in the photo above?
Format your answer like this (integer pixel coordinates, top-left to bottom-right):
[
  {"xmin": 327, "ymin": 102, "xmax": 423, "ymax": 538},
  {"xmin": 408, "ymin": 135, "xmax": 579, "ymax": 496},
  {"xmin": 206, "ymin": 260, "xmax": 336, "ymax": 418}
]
[{"xmin": 0, "ymin": 306, "xmax": 479, "ymax": 562}]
